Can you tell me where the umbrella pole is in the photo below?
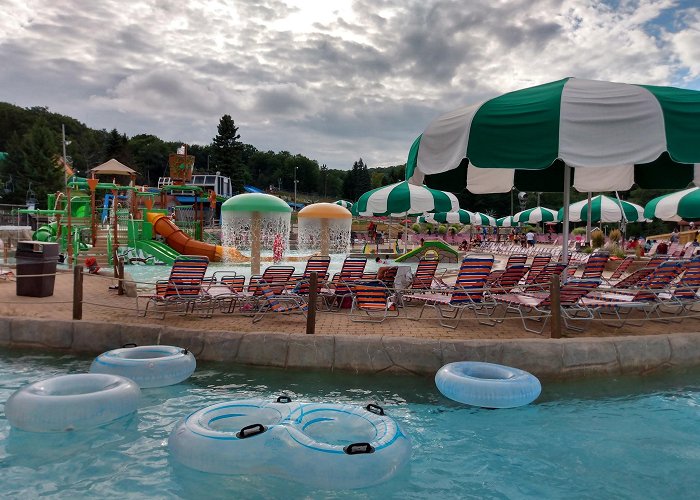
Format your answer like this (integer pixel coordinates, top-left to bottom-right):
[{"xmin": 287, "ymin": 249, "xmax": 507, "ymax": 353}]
[
  {"xmin": 614, "ymin": 191, "xmax": 628, "ymax": 240},
  {"xmin": 586, "ymin": 192, "xmax": 592, "ymax": 246},
  {"xmin": 562, "ymin": 165, "xmax": 571, "ymax": 264}
]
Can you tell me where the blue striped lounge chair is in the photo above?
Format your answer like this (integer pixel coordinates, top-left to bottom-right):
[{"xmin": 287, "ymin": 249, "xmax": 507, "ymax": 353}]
[
  {"xmin": 252, "ymin": 280, "xmax": 308, "ymax": 323},
  {"xmin": 349, "ymin": 281, "xmax": 399, "ymax": 323}
]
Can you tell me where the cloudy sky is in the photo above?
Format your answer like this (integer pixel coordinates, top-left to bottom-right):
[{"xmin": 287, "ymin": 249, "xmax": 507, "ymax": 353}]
[{"xmin": 1, "ymin": 0, "xmax": 698, "ymax": 171}]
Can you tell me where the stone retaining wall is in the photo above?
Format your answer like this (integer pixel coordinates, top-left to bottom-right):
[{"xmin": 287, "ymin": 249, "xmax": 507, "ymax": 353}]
[{"xmin": 1, "ymin": 316, "xmax": 699, "ymax": 380}]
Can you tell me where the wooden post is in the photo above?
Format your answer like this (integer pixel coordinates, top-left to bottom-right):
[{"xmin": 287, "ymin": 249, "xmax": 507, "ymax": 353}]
[
  {"xmin": 117, "ymin": 257, "xmax": 125, "ymax": 296},
  {"xmin": 306, "ymin": 271, "xmax": 317, "ymax": 335},
  {"xmin": 73, "ymin": 264, "xmax": 83, "ymax": 320},
  {"xmin": 549, "ymin": 273, "xmax": 562, "ymax": 338}
]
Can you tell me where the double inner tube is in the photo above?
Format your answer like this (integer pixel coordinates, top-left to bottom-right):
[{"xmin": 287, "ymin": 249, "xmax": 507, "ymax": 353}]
[
  {"xmin": 5, "ymin": 373, "xmax": 140, "ymax": 432},
  {"xmin": 168, "ymin": 397, "xmax": 412, "ymax": 489},
  {"xmin": 435, "ymin": 361, "xmax": 542, "ymax": 408},
  {"xmin": 89, "ymin": 345, "xmax": 196, "ymax": 388}
]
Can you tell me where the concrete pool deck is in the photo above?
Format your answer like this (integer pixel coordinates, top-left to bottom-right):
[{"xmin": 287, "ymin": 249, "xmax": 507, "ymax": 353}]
[{"xmin": 1, "ymin": 271, "xmax": 700, "ymax": 380}]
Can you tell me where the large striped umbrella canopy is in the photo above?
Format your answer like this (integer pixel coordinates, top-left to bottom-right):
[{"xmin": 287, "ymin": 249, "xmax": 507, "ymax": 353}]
[
  {"xmin": 426, "ymin": 209, "xmax": 497, "ymax": 226},
  {"xmin": 354, "ymin": 181, "xmax": 458, "ymax": 217},
  {"xmin": 335, "ymin": 200, "xmax": 353, "ymax": 209},
  {"xmin": 513, "ymin": 206, "xmax": 558, "ymax": 224},
  {"xmin": 560, "ymin": 195, "xmax": 647, "ymax": 222},
  {"xmin": 644, "ymin": 187, "xmax": 700, "ymax": 222},
  {"xmin": 497, "ymin": 216, "xmax": 517, "ymax": 227},
  {"xmin": 406, "ymin": 78, "xmax": 700, "ymax": 194}
]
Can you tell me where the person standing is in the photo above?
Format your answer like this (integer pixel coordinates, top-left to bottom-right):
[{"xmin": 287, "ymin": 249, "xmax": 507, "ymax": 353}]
[{"xmin": 526, "ymin": 230, "xmax": 535, "ymax": 247}]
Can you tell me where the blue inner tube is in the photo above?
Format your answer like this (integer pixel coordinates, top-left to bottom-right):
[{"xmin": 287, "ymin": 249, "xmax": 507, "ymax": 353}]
[
  {"xmin": 435, "ymin": 361, "xmax": 541, "ymax": 408},
  {"xmin": 90, "ymin": 345, "xmax": 196, "ymax": 388},
  {"xmin": 5, "ymin": 373, "xmax": 140, "ymax": 432},
  {"xmin": 168, "ymin": 398, "xmax": 412, "ymax": 488}
]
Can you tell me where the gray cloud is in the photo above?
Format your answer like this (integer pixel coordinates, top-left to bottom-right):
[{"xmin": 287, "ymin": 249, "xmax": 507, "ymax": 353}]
[{"xmin": 0, "ymin": 0, "xmax": 697, "ymax": 171}]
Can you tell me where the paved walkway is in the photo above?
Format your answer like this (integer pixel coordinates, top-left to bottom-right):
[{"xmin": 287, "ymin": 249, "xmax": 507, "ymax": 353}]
[{"xmin": 1, "ymin": 269, "xmax": 697, "ymax": 340}]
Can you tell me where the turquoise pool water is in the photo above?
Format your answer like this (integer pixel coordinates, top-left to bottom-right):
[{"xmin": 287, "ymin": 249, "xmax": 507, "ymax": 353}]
[{"xmin": 2, "ymin": 350, "xmax": 700, "ymax": 498}]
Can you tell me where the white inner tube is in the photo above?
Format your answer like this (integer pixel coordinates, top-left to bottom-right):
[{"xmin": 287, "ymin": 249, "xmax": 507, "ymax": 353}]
[
  {"xmin": 435, "ymin": 361, "xmax": 542, "ymax": 408},
  {"xmin": 90, "ymin": 345, "xmax": 196, "ymax": 388},
  {"xmin": 5, "ymin": 373, "xmax": 140, "ymax": 432},
  {"xmin": 169, "ymin": 398, "xmax": 411, "ymax": 489}
]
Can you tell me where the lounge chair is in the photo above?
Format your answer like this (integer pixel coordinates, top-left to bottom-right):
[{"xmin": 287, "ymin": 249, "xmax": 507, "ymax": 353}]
[
  {"xmin": 408, "ymin": 257, "xmax": 440, "ymax": 291},
  {"xmin": 404, "ymin": 256, "xmax": 497, "ymax": 328},
  {"xmin": 137, "ymin": 256, "xmax": 210, "ymax": 318},
  {"xmin": 486, "ymin": 254, "xmax": 528, "ymax": 284},
  {"xmin": 321, "ymin": 257, "xmax": 367, "ymax": 310},
  {"xmin": 654, "ymin": 258, "xmax": 700, "ymax": 320},
  {"xmin": 577, "ymin": 251, "xmax": 609, "ymax": 280},
  {"xmin": 493, "ymin": 279, "xmax": 600, "ymax": 334},
  {"xmin": 524, "ymin": 254, "xmax": 552, "ymax": 285},
  {"xmin": 608, "ymin": 256, "xmax": 635, "ymax": 281},
  {"xmin": 205, "ymin": 274, "xmax": 248, "ymax": 313},
  {"xmin": 349, "ymin": 281, "xmax": 399, "ymax": 323},
  {"xmin": 580, "ymin": 260, "xmax": 684, "ymax": 327},
  {"xmin": 248, "ymin": 266, "xmax": 295, "ymax": 296},
  {"xmin": 289, "ymin": 256, "xmax": 331, "ymax": 296},
  {"xmin": 252, "ymin": 280, "xmax": 308, "ymax": 323}
]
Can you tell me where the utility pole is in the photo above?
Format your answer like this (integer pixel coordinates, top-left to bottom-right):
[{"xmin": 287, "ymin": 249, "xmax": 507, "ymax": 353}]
[
  {"xmin": 62, "ymin": 124, "xmax": 68, "ymax": 187},
  {"xmin": 294, "ymin": 166, "xmax": 297, "ymax": 210}
]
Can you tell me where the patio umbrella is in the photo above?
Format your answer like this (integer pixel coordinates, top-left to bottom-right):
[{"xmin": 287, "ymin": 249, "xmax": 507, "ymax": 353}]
[
  {"xmin": 644, "ymin": 187, "xmax": 700, "ymax": 222},
  {"xmin": 497, "ymin": 216, "xmax": 517, "ymax": 227},
  {"xmin": 335, "ymin": 200, "xmax": 353, "ymax": 209},
  {"xmin": 354, "ymin": 181, "xmax": 459, "ymax": 217},
  {"xmin": 405, "ymin": 77, "xmax": 700, "ymax": 261},
  {"xmin": 561, "ymin": 194, "xmax": 647, "ymax": 222},
  {"xmin": 355, "ymin": 181, "xmax": 458, "ymax": 252},
  {"xmin": 428, "ymin": 209, "xmax": 496, "ymax": 226},
  {"xmin": 513, "ymin": 206, "xmax": 558, "ymax": 224}
]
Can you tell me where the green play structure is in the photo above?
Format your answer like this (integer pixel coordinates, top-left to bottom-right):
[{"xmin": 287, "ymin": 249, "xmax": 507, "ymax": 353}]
[{"xmin": 394, "ymin": 240, "xmax": 459, "ymax": 263}]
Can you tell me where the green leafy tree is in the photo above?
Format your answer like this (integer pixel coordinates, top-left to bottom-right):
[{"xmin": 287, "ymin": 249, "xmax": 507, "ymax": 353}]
[
  {"xmin": 211, "ymin": 115, "xmax": 245, "ymax": 193},
  {"xmin": 0, "ymin": 120, "xmax": 63, "ymax": 207}
]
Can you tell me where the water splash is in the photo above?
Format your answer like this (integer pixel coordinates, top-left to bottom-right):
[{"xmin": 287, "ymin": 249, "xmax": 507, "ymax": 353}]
[
  {"xmin": 298, "ymin": 218, "xmax": 351, "ymax": 254},
  {"xmin": 221, "ymin": 211, "xmax": 291, "ymax": 263}
]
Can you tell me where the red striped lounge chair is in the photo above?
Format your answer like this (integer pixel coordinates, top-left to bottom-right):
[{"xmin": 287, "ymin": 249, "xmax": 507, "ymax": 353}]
[
  {"xmin": 488, "ymin": 265, "xmax": 528, "ymax": 294},
  {"xmin": 404, "ymin": 256, "xmax": 496, "ymax": 329},
  {"xmin": 493, "ymin": 279, "xmax": 600, "ymax": 334},
  {"xmin": 487, "ymin": 254, "xmax": 528, "ymax": 284},
  {"xmin": 252, "ymin": 280, "xmax": 308, "ymax": 323},
  {"xmin": 322, "ymin": 257, "xmax": 367, "ymax": 310},
  {"xmin": 654, "ymin": 257, "xmax": 700, "ymax": 320},
  {"xmin": 248, "ymin": 266, "xmax": 295, "ymax": 296},
  {"xmin": 608, "ymin": 256, "xmax": 635, "ymax": 281},
  {"xmin": 577, "ymin": 251, "xmax": 609, "ymax": 280},
  {"xmin": 349, "ymin": 281, "xmax": 399, "ymax": 323},
  {"xmin": 205, "ymin": 275, "xmax": 247, "ymax": 313},
  {"xmin": 289, "ymin": 256, "xmax": 331, "ymax": 295},
  {"xmin": 524, "ymin": 254, "xmax": 552, "ymax": 285},
  {"xmin": 580, "ymin": 260, "xmax": 684, "ymax": 327},
  {"xmin": 137, "ymin": 256, "xmax": 209, "ymax": 318},
  {"xmin": 408, "ymin": 258, "xmax": 440, "ymax": 291}
]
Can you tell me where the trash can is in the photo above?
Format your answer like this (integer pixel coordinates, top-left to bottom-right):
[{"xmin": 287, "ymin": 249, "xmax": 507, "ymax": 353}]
[{"xmin": 16, "ymin": 241, "xmax": 59, "ymax": 297}]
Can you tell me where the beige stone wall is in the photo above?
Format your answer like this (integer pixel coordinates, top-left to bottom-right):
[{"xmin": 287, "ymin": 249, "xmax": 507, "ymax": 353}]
[{"xmin": 2, "ymin": 317, "xmax": 700, "ymax": 380}]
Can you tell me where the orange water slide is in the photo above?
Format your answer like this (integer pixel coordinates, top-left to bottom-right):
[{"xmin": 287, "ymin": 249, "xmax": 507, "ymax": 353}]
[{"xmin": 146, "ymin": 212, "xmax": 247, "ymax": 262}]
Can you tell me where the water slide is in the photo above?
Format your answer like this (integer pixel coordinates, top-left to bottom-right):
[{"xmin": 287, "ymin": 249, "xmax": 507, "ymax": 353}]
[
  {"xmin": 394, "ymin": 240, "xmax": 459, "ymax": 263},
  {"xmin": 134, "ymin": 240, "xmax": 181, "ymax": 265},
  {"xmin": 146, "ymin": 212, "xmax": 247, "ymax": 262}
]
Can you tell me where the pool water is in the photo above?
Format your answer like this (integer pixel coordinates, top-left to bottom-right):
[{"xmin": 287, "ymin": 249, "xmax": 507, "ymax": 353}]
[{"xmin": 2, "ymin": 350, "xmax": 700, "ymax": 498}]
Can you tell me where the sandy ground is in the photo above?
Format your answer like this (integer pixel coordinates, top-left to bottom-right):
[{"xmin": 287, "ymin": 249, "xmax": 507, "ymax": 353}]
[{"xmin": 1, "ymin": 269, "xmax": 697, "ymax": 340}]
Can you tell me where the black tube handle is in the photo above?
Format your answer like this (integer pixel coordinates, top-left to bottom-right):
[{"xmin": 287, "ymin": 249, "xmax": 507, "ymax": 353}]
[
  {"xmin": 365, "ymin": 403, "xmax": 385, "ymax": 416},
  {"xmin": 236, "ymin": 423, "xmax": 266, "ymax": 439},
  {"xmin": 122, "ymin": 343, "xmax": 137, "ymax": 348},
  {"xmin": 276, "ymin": 395, "xmax": 292, "ymax": 403},
  {"xmin": 344, "ymin": 442, "xmax": 375, "ymax": 455}
]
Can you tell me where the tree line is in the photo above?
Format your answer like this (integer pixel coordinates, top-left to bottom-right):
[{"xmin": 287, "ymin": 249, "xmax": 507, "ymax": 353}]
[
  {"xmin": 0, "ymin": 103, "xmax": 406, "ymax": 208},
  {"xmin": 0, "ymin": 102, "xmax": 679, "ymax": 236}
]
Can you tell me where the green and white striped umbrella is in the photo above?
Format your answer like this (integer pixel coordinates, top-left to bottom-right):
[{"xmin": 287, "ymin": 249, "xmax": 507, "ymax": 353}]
[
  {"xmin": 406, "ymin": 78, "xmax": 700, "ymax": 194},
  {"xmin": 560, "ymin": 195, "xmax": 647, "ymax": 222},
  {"xmin": 644, "ymin": 187, "xmax": 700, "ymax": 222},
  {"xmin": 354, "ymin": 181, "xmax": 458, "ymax": 217},
  {"xmin": 497, "ymin": 216, "xmax": 517, "ymax": 227},
  {"xmin": 335, "ymin": 200, "xmax": 353, "ymax": 209},
  {"xmin": 427, "ymin": 209, "xmax": 496, "ymax": 226},
  {"xmin": 513, "ymin": 206, "xmax": 558, "ymax": 224}
]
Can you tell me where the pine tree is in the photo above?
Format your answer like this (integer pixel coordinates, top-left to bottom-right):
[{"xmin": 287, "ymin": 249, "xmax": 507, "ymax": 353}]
[
  {"xmin": 211, "ymin": 115, "xmax": 245, "ymax": 193},
  {"xmin": 0, "ymin": 121, "xmax": 63, "ymax": 207}
]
